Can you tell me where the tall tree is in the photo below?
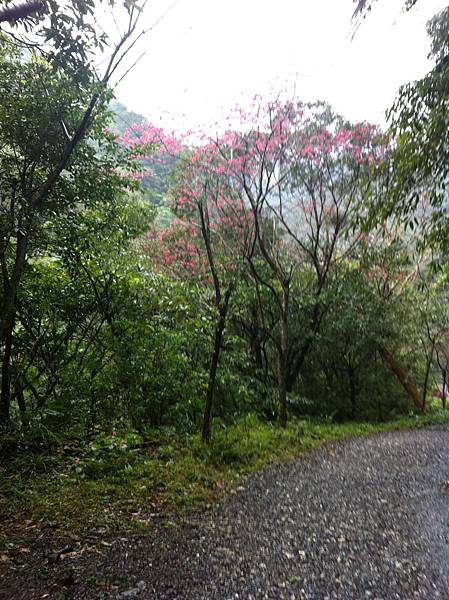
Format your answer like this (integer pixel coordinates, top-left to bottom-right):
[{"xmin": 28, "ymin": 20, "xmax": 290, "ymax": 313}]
[
  {"xmin": 145, "ymin": 136, "xmax": 254, "ymax": 441},
  {"xmin": 367, "ymin": 7, "xmax": 449, "ymax": 254},
  {"xmin": 186, "ymin": 100, "xmax": 383, "ymax": 426},
  {"xmin": 0, "ymin": 1, "xmax": 146, "ymax": 428}
]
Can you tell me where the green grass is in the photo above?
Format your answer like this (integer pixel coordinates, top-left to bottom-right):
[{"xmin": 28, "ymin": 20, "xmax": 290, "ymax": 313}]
[{"xmin": 1, "ymin": 411, "xmax": 448, "ymax": 538}]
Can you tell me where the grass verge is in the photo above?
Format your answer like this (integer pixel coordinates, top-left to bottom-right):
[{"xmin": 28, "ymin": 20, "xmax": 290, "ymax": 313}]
[{"xmin": 1, "ymin": 411, "xmax": 448, "ymax": 538}]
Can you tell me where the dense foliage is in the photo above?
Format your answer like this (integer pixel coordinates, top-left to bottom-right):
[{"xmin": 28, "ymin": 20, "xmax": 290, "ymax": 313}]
[{"xmin": 1, "ymin": 3, "xmax": 448, "ymax": 459}]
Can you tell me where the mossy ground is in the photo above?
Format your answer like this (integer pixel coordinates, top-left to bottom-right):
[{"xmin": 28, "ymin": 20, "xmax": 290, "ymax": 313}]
[{"xmin": 1, "ymin": 411, "xmax": 448, "ymax": 539}]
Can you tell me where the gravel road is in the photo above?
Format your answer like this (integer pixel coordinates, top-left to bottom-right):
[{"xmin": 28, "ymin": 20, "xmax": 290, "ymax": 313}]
[{"xmin": 2, "ymin": 428, "xmax": 449, "ymax": 599}]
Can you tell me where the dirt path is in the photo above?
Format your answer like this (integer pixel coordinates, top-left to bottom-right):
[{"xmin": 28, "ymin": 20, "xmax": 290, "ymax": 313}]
[{"xmin": 2, "ymin": 428, "xmax": 449, "ymax": 599}]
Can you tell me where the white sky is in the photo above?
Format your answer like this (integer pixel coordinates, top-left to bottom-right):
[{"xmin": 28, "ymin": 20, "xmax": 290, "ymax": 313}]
[{"xmin": 114, "ymin": 0, "xmax": 447, "ymax": 131}]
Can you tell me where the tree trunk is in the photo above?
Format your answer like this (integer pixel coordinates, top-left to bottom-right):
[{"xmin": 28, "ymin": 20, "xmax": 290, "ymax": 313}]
[
  {"xmin": 286, "ymin": 338, "xmax": 311, "ymax": 393},
  {"xmin": 0, "ymin": 325, "xmax": 13, "ymax": 430},
  {"xmin": 286, "ymin": 303, "xmax": 321, "ymax": 392},
  {"xmin": 278, "ymin": 288, "xmax": 289, "ymax": 428},
  {"xmin": 1, "ymin": 230, "xmax": 28, "ymax": 340},
  {"xmin": 201, "ymin": 287, "xmax": 232, "ymax": 443},
  {"xmin": 379, "ymin": 347, "xmax": 424, "ymax": 411},
  {"xmin": 442, "ymin": 371, "xmax": 447, "ymax": 410},
  {"xmin": 277, "ymin": 346, "xmax": 288, "ymax": 428},
  {"xmin": 422, "ymin": 345, "xmax": 434, "ymax": 411},
  {"xmin": 201, "ymin": 315, "xmax": 226, "ymax": 443},
  {"xmin": 1, "ymin": 228, "xmax": 29, "ymax": 427},
  {"xmin": 14, "ymin": 377, "xmax": 28, "ymax": 430}
]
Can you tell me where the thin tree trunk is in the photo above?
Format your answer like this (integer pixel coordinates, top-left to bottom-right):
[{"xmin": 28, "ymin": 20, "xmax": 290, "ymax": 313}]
[
  {"xmin": 201, "ymin": 286, "xmax": 232, "ymax": 443},
  {"xmin": 0, "ymin": 228, "xmax": 29, "ymax": 427},
  {"xmin": 422, "ymin": 345, "xmax": 434, "ymax": 411},
  {"xmin": 14, "ymin": 377, "xmax": 28, "ymax": 430},
  {"xmin": 0, "ymin": 325, "xmax": 13, "ymax": 429},
  {"xmin": 286, "ymin": 338, "xmax": 311, "ymax": 393},
  {"xmin": 278, "ymin": 288, "xmax": 289, "ymax": 428},
  {"xmin": 379, "ymin": 347, "xmax": 424, "ymax": 411},
  {"xmin": 1, "ymin": 230, "xmax": 28, "ymax": 341},
  {"xmin": 286, "ymin": 303, "xmax": 321, "ymax": 392},
  {"xmin": 277, "ymin": 346, "xmax": 288, "ymax": 428},
  {"xmin": 202, "ymin": 310, "xmax": 227, "ymax": 443},
  {"xmin": 442, "ymin": 371, "xmax": 447, "ymax": 410}
]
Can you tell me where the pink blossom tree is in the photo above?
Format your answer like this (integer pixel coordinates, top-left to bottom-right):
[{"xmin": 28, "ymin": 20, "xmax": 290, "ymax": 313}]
[
  {"xmin": 145, "ymin": 141, "xmax": 255, "ymax": 441},
  {"xmin": 136, "ymin": 99, "xmax": 385, "ymax": 429},
  {"xmin": 198, "ymin": 100, "xmax": 385, "ymax": 426}
]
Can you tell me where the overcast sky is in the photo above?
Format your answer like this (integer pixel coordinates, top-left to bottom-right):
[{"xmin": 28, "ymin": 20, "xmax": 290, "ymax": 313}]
[{"xmin": 114, "ymin": 0, "xmax": 447, "ymax": 131}]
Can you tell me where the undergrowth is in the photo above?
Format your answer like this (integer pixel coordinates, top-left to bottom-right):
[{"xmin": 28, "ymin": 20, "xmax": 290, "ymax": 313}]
[{"xmin": 1, "ymin": 411, "xmax": 448, "ymax": 538}]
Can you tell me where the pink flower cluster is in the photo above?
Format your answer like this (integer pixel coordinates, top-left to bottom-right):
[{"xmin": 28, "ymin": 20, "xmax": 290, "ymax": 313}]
[{"xmin": 119, "ymin": 98, "xmax": 388, "ymax": 289}]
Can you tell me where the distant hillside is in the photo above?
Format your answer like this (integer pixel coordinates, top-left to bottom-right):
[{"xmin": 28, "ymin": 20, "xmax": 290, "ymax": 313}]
[
  {"xmin": 109, "ymin": 100, "xmax": 177, "ymax": 205},
  {"xmin": 109, "ymin": 100, "xmax": 147, "ymax": 137}
]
